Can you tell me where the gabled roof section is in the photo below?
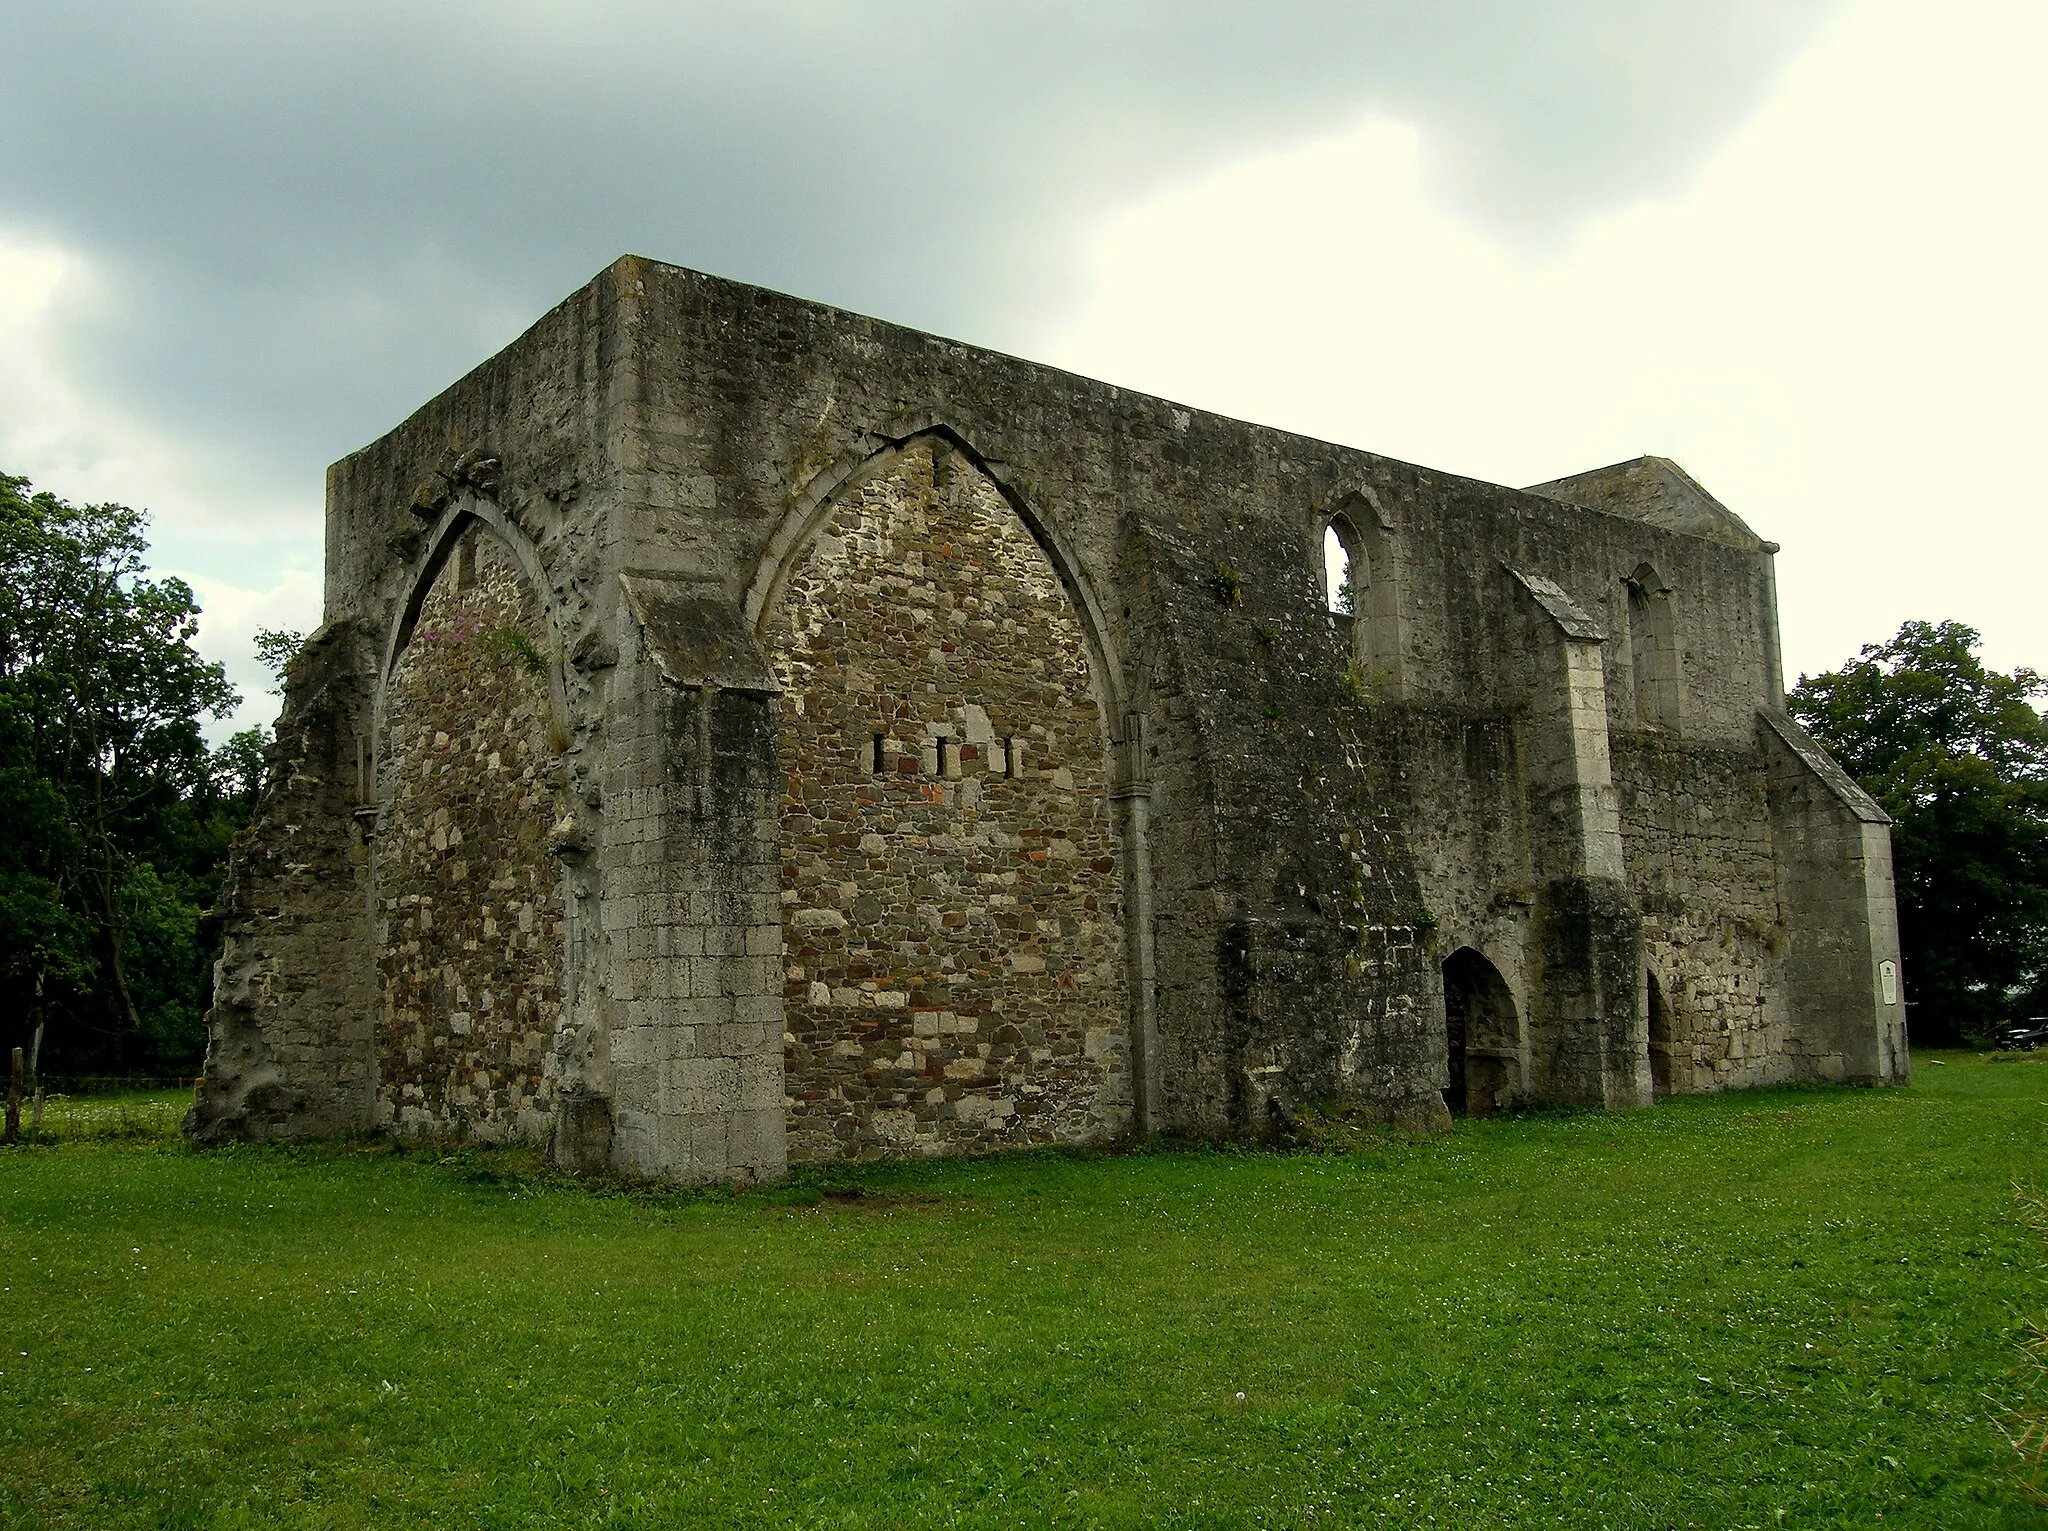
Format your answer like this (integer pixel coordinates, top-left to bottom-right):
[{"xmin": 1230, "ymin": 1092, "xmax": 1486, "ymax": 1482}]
[{"xmin": 1524, "ymin": 456, "xmax": 1765, "ymax": 552}]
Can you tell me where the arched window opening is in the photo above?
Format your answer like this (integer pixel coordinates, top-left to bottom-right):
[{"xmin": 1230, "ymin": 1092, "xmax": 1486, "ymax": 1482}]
[
  {"xmin": 1442, "ymin": 947, "xmax": 1521, "ymax": 1118},
  {"xmin": 1321, "ymin": 495, "xmax": 1405, "ymax": 698},
  {"xmin": 1323, "ymin": 520, "xmax": 1362, "ymax": 619},
  {"xmin": 1626, "ymin": 562, "xmax": 1683, "ymax": 728},
  {"xmin": 1647, "ymin": 972, "xmax": 1676, "ymax": 1097}
]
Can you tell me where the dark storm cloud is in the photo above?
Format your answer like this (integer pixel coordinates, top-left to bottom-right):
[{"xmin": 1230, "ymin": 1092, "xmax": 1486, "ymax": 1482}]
[{"xmin": 0, "ymin": 0, "xmax": 1843, "ymax": 513}]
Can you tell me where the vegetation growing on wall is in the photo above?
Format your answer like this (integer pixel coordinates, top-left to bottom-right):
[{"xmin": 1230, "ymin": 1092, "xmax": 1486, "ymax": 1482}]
[
  {"xmin": 1791, "ymin": 620, "xmax": 2048, "ymax": 1047},
  {"xmin": 0, "ymin": 472, "xmax": 261, "ymax": 1079}
]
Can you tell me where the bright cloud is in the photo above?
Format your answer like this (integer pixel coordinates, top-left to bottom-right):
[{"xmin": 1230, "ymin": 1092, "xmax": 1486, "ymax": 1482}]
[
  {"xmin": 0, "ymin": 237, "xmax": 140, "ymax": 494},
  {"xmin": 1047, "ymin": 0, "xmax": 2048, "ymax": 683},
  {"xmin": 170, "ymin": 568, "xmax": 325, "ymax": 738},
  {"xmin": 0, "ymin": 233, "xmax": 325, "ymax": 736}
]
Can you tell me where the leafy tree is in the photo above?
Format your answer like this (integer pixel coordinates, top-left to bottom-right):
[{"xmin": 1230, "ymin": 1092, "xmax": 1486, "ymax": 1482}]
[
  {"xmin": 252, "ymin": 627, "xmax": 304, "ymax": 693},
  {"xmin": 1790, "ymin": 620, "xmax": 2048, "ymax": 1046},
  {"xmin": 0, "ymin": 472, "xmax": 245, "ymax": 1076},
  {"xmin": 209, "ymin": 727, "xmax": 269, "ymax": 804}
]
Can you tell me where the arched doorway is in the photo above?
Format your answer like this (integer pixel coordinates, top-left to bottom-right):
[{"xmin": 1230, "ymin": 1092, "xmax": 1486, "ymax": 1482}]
[
  {"xmin": 764, "ymin": 437, "xmax": 1129, "ymax": 1164},
  {"xmin": 374, "ymin": 523, "xmax": 565, "ymax": 1142},
  {"xmin": 1442, "ymin": 947, "xmax": 1520, "ymax": 1118},
  {"xmin": 1647, "ymin": 972, "xmax": 1676, "ymax": 1097}
]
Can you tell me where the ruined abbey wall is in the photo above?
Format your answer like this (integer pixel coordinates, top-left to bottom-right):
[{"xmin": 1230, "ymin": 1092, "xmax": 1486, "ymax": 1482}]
[
  {"xmin": 374, "ymin": 528, "xmax": 566, "ymax": 1140},
  {"xmin": 187, "ymin": 256, "xmax": 1909, "ymax": 1179},
  {"xmin": 1611, "ymin": 736, "xmax": 1789, "ymax": 1094},
  {"xmin": 767, "ymin": 440, "xmax": 1128, "ymax": 1162}
]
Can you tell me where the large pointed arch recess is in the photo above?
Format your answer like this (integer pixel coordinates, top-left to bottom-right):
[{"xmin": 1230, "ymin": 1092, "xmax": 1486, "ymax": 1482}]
[
  {"xmin": 761, "ymin": 432, "xmax": 1133, "ymax": 1163},
  {"xmin": 371, "ymin": 512, "xmax": 569, "ymax": 1145},
  {"xmin": 377, "ymin": 499, "xmax": 569, "ymax": 742},
  {"xmin": 747, "ymin": 424, "xmax": 1124, "ymax": 720}
]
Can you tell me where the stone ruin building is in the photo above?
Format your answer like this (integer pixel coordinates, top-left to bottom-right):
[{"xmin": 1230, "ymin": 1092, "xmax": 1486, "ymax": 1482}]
[{"xmin": 186, "ymin": 256, "xmax": 1910, "ymax": 1182}]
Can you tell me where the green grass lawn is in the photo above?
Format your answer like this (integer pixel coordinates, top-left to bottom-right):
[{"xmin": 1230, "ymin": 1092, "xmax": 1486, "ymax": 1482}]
[
  {"xmin": 4, "ymin": 1054, "xmax": 2046, "ymax": 1529},
  {"xmin": 6, "ymin": 1089, "xmax": 191, "ymax": 1146}
]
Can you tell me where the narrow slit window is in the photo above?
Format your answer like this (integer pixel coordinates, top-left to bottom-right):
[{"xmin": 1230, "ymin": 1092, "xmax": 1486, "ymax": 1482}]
[
  {"xmin": 1324, "ymin": 523, "xmax": 1355, "ymax": 616},
  {"xmin": 871, "ymin": 734, "xmax": 886, "ymax": 774},
  {"xmin": 1001, "ymin": 736, "xmax": 1015, "ymax": 778},
  {"xmin": 936, "ymin": 736, "xmax": 953, "ymax": 779}
]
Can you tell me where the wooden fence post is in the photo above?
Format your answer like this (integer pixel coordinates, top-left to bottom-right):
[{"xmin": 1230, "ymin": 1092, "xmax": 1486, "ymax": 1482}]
[{"xmin": 27, "ymin": 989, "xmax": 43, "ymax": 1140}]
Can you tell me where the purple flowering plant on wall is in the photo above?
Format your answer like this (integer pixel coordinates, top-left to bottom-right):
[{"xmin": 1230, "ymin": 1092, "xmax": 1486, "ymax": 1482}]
[
  {"xmin": 415, "ymin": 607, "xmax": 485, "ymax": 649},
  {"xmin": 414, "ymin": 607, "xmax": 544, "ymax": 677}
]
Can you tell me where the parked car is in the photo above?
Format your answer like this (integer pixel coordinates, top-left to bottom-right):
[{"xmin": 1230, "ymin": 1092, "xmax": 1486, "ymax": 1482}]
[{"xmin": 1994, "ymin": 1018, "xmax": 2048, "ymax": 1051}]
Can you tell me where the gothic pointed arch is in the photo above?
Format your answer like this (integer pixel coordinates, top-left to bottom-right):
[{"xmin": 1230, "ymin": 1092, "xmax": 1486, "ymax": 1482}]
[
  {"xmin": 762, "ymin": 434, "xmax": 1132, "ymax": 1162},
  {"xmin": 746, "ymin": 423, "xmax": 1125, "ymax": 723},
  {"xmin": 377, "ymin": 497, "xmax": 569, "ymax": 742},
  {"xmin": 1624, "ymin": 560, "xmax": 1683, "ymax": 728},
  {"xmin": 371, "ymin": 510, "xmax": 569, "ymax": 1144},
  {"xmin": 1442, "ymin": 946, "xmax": 1522, "ymax": 1117},
  {"xmin": 1323, "ymin": 515, "xmax": 1363, "ymax": 617}
]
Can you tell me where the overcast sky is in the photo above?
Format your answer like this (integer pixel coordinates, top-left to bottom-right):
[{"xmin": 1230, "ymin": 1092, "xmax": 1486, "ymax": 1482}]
[{"xmin": 2, "ymin": 0, "xmax": 2041, "ymax": 731}]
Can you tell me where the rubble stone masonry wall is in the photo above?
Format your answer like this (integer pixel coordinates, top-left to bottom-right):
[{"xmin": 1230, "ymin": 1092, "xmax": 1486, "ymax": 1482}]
[
  {"xmin": 766, "ymin": 441, "xmax": 1128, "ymax": 1162},
  {"xmin": 374, "ymin": 530, "xmax": 566, "ymax": 1140},
  {"xmin": 1611, "ymin": 734, "xmax": 1789, "ymax": 1092}
]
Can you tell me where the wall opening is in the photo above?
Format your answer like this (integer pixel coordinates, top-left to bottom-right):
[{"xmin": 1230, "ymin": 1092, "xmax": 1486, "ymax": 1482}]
[
  {"xmin": 1442, "ymin": 947, "xmax": 1520, "ymax": 1118},
  {"xmin": 1647, "ymin": 971, "xmax": 1675, "ymax": 1097},
  {"xmin": 1323, "ymin": 520, "xmax": 1361, "ymax": 619},
  {"xmin": 1323, "ymin": 495, "xmax": 1403, "ymax": 695},
  {"xmin": 765, "ymin": 437, "xmax": 1130, "ymax": 1164},
  {"xmin": 1626, "ymin": 563, "xmax": 1683, "ymax": 727},
  {"xmin": 374, "ymin": 523, "xmax": 564, "ymax": 1144}
]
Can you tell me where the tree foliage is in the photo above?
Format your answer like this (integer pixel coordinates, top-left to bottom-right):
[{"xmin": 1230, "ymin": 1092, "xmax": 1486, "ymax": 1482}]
[
  {"xmin": 252, "ymin": 626, "xmax": 304, "ymax": 693},
  {"xmin": 0, "ymin": 472, "xmax": 259, "ymax": 1077},
  {"xmin": 1790, "ymin": 620, "xmax": 2048, "ymax": 1046}
]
